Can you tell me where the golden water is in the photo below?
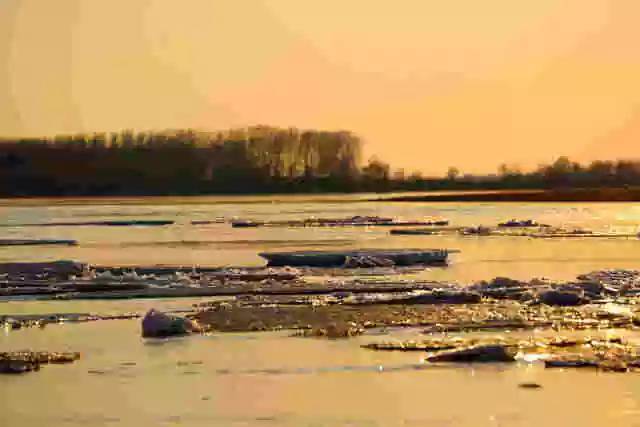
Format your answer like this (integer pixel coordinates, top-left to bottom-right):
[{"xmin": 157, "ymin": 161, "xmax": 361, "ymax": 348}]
[{"xmin": 2, "ymin": 195, "xmax": 640, "ymax": 426}]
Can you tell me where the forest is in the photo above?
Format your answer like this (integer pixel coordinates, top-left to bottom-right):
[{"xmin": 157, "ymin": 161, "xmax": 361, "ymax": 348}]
[
  {"xmin": 0, "ymin": 127, "xmax": 365, "ymax": 196},
  {"xmin": 1, "ymin": 127, "xmax": 639, "ymax": 196}
]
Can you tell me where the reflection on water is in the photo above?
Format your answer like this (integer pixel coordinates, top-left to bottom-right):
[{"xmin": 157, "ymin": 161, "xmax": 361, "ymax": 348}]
[
  {"xmin": 2, "ymin": 195, "xmax": 640, "ymax": 426},
  {"xmin": 2, "ymin": 195, "xmax": 640, "ymax": 282},
  {"xmin": 2, "ymin": 317, "xmax": 640, "ymax": 427}
]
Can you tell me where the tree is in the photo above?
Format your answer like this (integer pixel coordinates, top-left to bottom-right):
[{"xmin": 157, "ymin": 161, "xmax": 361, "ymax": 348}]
[
  {"xmin": 408, "ymin": 171, "xmax": 423, "ymax": 182},
  {"xmin": 616, "ymin": 160, "xmax": 640, "ymax": 185},
  {"xmin": 392, "ymin": 168, "xmax": 405, "ymax": 181},
  {"xmin": 587, "ymin": 160, "xmax": 616, "ymax": 185},
  {"xmin": 549, "ymin": 156, "xmax": 573, "ymax": 175},
  {"xmin": 362, "ymin": 157, "xmax": 390, "ymax": 181},
  {"xmin": 446, "ymin": 166, "xmax": 460, "ymax": 181},
  {"xmin": 498, "ymin": 163, "xmax": 521, "ymax": 176}
]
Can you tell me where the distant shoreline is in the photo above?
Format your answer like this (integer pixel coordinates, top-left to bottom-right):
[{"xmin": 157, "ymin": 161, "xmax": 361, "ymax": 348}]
[
  {"xmin": 2, "ymin": 187, "xmax": 640, "ymax": 204},
  {"xmin": 376, "ymin": 187, "xmax": 640, "ymax": 202}
]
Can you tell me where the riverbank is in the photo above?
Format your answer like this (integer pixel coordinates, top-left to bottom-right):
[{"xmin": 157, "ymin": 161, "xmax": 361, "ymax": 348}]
[
  {"xmin": 377, "ymin": 187, "xmax": 640, "ymax": 202},
  {"xmin": 5, "ymin": 187, "xmax": 640, "ymax": 204}
]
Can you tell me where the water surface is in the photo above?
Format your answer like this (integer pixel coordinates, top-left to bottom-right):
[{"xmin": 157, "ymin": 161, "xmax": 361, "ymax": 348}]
[
  {"xmin": 3, "ymin": 315, "xmax": 640, "ymax": 427},
  {"xmin": 2, "ymin": 194, "xmax": 640, "ymax": 282},
  {"xmin": 2, "ymin": 195, "xmax": 640, "ymax": 426}
]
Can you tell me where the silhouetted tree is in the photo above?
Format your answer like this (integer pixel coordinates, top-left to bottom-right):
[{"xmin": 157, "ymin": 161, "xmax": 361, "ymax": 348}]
[
  {"xmin": 446, "ymin": 166, "xmax": 460, "ymax": 181},
  {"xmin": 0, "ymin": 127, "xmax": 364, "ymax": 195}
]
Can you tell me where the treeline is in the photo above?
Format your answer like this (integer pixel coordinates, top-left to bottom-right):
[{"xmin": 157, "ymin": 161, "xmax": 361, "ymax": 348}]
[
  {"xmin": 0, "ymin": 127, "xmax": 370, "ymax": 196},
  {"xmin": 419, "ymin": 156, "xmax": 640, "ymax": 191},
  {"xmin": 1, "ymin": 127, "xmax": 639, "ymax": 196}
]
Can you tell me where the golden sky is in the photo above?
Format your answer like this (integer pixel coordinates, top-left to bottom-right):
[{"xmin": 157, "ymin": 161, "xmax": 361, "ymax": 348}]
[{"xmin": 1, "ymin": 0, "xmax": 640, "ymax": 174}]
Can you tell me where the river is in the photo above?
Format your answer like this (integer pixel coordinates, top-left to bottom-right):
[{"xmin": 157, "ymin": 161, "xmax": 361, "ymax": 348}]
[{"xmin": 2, "ymin": 195, "xmax": 640, "ymax": 426}]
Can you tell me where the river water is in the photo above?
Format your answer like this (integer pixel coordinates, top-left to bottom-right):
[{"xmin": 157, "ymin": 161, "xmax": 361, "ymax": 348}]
[{"xmin": 2, "ymin": 195, "xmax": 640, "ymax": 426}]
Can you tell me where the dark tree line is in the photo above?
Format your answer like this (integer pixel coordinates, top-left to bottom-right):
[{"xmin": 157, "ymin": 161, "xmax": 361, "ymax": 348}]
[
  {"xmin": 0, "ymin": 127, "xmax": 371, "ymax": 196},
  {"xmin": 424, "ymin": 157, "xmax": 640, "ymax": 191},
  {"xmin": 1, "ymin": 127, "xmax": 639, "ymax": 196}
]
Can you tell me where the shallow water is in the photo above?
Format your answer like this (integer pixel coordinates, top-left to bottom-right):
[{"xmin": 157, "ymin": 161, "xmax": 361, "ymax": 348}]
[
  {"xmin": 3, "ymin": 316, "xmax": 640, "ymax": 427},
  {"xmin": 3, "ymin": 195, "xmax": 640, "ymax": 426},
  {"xmin": 2, "ymin": 194, "xmax": 640, "ymax": 282}
]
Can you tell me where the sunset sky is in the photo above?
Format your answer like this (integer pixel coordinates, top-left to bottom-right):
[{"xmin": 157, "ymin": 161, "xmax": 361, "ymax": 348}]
[{"xmin": 1, "ymin": 0, "xmax": 640, "ymax": 174}]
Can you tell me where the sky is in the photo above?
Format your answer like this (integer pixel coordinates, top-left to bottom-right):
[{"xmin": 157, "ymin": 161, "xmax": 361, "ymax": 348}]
[{"xmin": 1, "ymin": 0, "xmax": 640, "ymax": 175}]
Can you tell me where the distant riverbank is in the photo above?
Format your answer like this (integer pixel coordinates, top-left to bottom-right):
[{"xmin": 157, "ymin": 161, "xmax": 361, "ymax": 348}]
[
  {"xmin": 376, "ymin": 187, "xmax": 640, "ymax": 202},
  {"xmin": 4, "ymin": 188, "xmax": 640, "ymax": 205}
]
